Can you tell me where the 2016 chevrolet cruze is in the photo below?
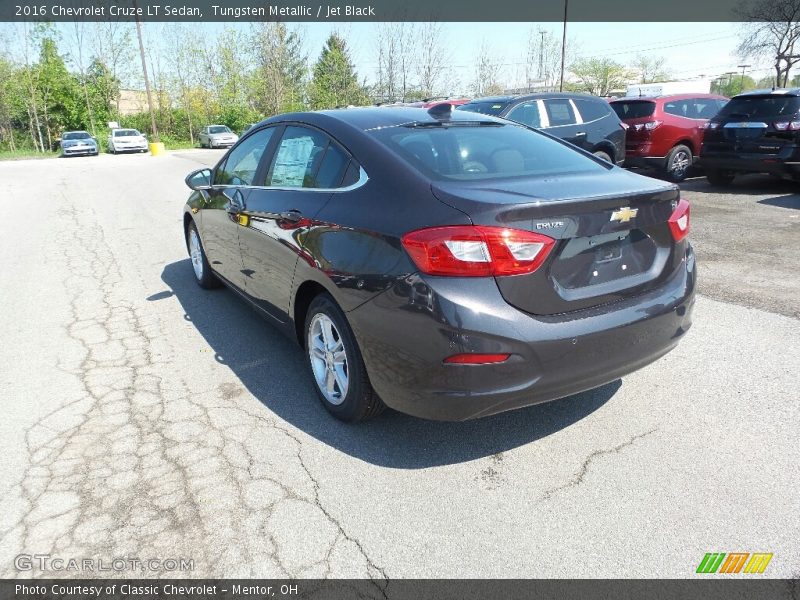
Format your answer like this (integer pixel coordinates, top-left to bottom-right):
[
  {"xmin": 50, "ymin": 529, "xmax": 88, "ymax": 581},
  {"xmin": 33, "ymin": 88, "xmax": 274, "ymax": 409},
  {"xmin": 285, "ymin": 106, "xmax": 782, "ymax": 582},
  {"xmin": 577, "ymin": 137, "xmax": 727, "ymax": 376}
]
[{"xmin": 182, "ymin": 105, "xmax": 695, "ymax": 422}]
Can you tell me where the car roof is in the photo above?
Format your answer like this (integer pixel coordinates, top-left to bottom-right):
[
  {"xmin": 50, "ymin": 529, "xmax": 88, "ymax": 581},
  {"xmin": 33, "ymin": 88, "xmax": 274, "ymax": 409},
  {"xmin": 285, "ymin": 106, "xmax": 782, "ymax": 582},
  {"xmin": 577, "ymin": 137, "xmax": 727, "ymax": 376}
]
[
  {"xmin": 261, "ymin": 106, "xmax": 508, "ymax": 132},
  {"xmin": 612, "ymin": 93, "xmax": 727, "ymax": 102},
  {"xmin": 734, "ymin": 88, "xmax": 800, "ymax": 98},
  {"xmin": 64, "ymin": 130, "xmax": 90, "ymax": 134}
]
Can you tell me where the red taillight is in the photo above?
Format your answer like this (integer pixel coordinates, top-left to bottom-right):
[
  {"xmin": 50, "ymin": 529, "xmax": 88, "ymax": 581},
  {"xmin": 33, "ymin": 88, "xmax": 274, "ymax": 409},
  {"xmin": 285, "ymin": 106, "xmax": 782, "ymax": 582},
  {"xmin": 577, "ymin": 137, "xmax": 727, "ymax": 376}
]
[
  {"xmin": 668, "ymin": 199, "xmax": 690, "ymax": 242},
  {"xmin": 773, "ymin": 120, "xmax": 800, "ymax": 131},
  {"xmin": 632, "ymin": 120, "xmax": 662, "ymax": 132},
  {"xmin": 401, "ymin": 225, "xmax": 555, "ymax": 277},
  {"xmin": 443, "ymin": 353, "xmax": 511, "ymax": 364}
]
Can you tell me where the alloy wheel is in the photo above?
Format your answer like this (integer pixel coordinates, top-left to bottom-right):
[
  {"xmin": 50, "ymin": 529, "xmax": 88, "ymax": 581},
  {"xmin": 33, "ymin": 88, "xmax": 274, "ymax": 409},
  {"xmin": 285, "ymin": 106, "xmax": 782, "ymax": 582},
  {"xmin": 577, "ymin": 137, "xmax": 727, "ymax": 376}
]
[
  {"xmin": 308, "ymin": 314, "xmax": 349, "ymax": 405},
  {"xmin": 189, "ymin": 228, "xmax": 204, "ymax": 280}
]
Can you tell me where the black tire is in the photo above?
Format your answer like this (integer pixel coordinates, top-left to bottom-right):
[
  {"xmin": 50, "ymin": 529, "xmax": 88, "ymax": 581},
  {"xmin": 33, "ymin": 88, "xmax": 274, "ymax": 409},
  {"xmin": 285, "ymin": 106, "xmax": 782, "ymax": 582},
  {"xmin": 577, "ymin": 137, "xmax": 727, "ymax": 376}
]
[
  {"xmin": 592, "ymin": 150, "xmax": 613, "ymax": 163},
  {"xmin": 665, "ymin": 144, "xmax": 693, "ymax": 182},
  {"xmin": 304, "ymin": 294, "xmax": 385, "ymax": 422},
  {"xmin": 706, "ymin": 168, "xmax": 735, "ymax": 186},
  {"xmin": 186, "ymin": 221, "xmax": 222, "ymax": 289}
]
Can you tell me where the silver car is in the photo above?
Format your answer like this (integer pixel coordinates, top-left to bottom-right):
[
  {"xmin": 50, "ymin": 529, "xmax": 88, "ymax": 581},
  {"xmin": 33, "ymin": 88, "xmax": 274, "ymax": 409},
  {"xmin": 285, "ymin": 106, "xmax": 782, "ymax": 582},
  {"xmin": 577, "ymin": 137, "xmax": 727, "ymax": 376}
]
[
  {"xmin": 107, "ymin": 129, "xmax": 149, "ymax": 154},
  {"xmin": 199, "ymin": 125, "xmax": 239, "ymax": 148},
  {"xmin": 61, "ymin": 131, "xmax": 99, "ymax": 157}
]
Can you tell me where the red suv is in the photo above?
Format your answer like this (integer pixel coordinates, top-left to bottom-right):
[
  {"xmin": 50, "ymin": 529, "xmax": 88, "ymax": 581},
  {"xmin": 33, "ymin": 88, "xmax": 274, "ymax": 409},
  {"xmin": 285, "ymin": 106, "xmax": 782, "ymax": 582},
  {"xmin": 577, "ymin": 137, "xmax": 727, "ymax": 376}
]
[{"xmin": 611, "ymin": 94, "xmax": 728, "ymax": 181}]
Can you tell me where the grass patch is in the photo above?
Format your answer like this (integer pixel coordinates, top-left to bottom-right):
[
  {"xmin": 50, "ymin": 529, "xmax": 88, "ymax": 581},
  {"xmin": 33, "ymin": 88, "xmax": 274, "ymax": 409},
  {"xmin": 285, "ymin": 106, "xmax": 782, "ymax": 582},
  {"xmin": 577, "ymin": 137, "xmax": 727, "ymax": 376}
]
[{"xmin": 0, "ymin": 149, "xmax": 60, "ymax": 161}]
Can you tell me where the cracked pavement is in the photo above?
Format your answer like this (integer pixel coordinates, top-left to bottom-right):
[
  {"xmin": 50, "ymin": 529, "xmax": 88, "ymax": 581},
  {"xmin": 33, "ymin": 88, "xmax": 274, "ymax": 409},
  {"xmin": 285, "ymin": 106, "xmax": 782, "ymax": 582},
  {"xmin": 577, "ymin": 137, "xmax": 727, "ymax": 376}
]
[{"xmin": 0, "ymin": 151, "xmax": 798, "ymax": 578}]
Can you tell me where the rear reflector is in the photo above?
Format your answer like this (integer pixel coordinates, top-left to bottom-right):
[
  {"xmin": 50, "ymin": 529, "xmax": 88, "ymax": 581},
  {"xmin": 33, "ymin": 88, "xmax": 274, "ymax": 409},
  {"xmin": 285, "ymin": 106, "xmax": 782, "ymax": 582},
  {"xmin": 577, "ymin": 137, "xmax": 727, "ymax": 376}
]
[
  {"xmin": 402, "ymin": 225, "xmax": 555, "ymax": 277},
  {"xmin": 668, "ymin": 198, "xmax": 691, "ymax": 242},
  {"xmin": 443, "ymin": 353, "xmax": 511, "ymax": 364}
]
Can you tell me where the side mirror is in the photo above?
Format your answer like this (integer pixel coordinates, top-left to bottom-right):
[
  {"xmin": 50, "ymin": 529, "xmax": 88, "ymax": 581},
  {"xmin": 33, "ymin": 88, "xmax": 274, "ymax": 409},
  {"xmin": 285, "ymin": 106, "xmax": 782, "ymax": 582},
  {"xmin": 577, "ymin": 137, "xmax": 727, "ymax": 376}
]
[{"xmin": 186, "ymin": 168, "xmax": 212, "ymax": 191}]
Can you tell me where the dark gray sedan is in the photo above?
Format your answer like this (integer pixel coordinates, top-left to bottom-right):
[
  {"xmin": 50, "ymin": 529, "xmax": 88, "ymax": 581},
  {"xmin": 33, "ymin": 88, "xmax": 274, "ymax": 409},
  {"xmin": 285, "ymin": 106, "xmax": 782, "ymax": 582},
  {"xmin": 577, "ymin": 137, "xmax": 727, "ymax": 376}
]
[{"xmin": 182, "ymin": 105, "xmax": 695, "ymax": 422}]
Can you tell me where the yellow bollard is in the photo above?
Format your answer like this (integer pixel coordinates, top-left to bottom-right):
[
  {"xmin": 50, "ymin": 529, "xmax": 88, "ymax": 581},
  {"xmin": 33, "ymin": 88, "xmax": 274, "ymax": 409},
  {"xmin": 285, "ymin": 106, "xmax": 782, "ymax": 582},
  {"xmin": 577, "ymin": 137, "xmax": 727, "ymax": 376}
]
[{"xmin": 149, "ymin": 142, "xmax": 165, "ymax": 156}]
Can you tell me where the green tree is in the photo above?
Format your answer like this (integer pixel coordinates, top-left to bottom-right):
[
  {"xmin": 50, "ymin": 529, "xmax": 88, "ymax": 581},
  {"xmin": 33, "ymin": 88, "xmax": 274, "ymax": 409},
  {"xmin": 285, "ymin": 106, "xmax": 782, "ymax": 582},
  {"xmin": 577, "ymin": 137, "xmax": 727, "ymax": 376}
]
[
  {"xmin": 250, "ymin": 23, "xmax": 307, "ymax": 115},
  {"xmin": 630, "ymin": 55, "xmax": 671, "ymax": 84},
  {"xmin": 309, "ymin": 34, "xmax": 369, "ymax": 109},
  {"xmin": 711, "ymin": 74, "xmax": 756, "ymax": 97},
  {"xmin": 37, "ymin": 37, "xmax": 84, "ymax": 147},
  {"xmin": 569, "ymin": 58, "xmax": 633, "ymax": 96}
]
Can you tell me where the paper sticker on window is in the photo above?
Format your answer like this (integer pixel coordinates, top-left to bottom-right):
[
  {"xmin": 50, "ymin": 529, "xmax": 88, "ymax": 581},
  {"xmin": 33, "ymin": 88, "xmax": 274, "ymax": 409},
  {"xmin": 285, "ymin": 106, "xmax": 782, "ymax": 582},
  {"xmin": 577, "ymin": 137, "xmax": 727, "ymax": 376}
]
[{"xmin": 272, "ymin": 136, "xmax": 315, "ymax": 187}]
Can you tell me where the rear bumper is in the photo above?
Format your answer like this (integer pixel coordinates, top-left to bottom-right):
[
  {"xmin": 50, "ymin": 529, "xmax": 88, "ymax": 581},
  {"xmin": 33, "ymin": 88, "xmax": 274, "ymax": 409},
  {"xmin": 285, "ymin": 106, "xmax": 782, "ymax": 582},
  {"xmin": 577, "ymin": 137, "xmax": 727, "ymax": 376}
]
[
  {"xmin": 347, "ymin": 245, "xmax": 696, "ymax": 421},
  {"xmin": 699, "ymin": 150, "xmax": 800, "ymax": 176}
]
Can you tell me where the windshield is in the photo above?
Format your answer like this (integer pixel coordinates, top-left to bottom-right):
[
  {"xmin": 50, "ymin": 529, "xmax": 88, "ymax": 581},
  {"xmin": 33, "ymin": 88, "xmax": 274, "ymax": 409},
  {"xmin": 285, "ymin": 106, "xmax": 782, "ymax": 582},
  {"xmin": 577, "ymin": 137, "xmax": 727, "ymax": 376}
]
[
  {"xmin": 209, "ymin": 126, "xmax": 232, "ymax": 134},
  {"xmin": 456, "ymin": 101, "xmax": 511, "ymax": 116},
  {"xmin": 63, "ymin": 132, "xmax": 91, "ymax": 140},
  {"xmin": 611, "ymin": 101, "xmax": 656, "ymax": 120},
  {"xmin": 114, "ymin": 129, "xmax": 141, "ymax": 137},
  {"xmin": 369, "ymin": 122, "xmax": 606, "ymax": 181},
  {"xmin": 716, "ymin": 95, "xmax": 800, "ymax": 120}
]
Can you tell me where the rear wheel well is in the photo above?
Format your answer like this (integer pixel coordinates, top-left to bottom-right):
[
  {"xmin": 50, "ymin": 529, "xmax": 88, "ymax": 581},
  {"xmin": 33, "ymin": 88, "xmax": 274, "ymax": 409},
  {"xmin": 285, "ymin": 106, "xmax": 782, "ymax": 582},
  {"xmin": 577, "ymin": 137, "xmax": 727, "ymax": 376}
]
[
  {"xmin": 293, "ymin": 281, "xmax": 328, "ymax": 347},
  {"xmin": 592, "ymin": 142, "xmax": 616, "ymax": 161},
  {"xmin": 674, "ymin": 139, "xmax": 695, "ymax": 155}
]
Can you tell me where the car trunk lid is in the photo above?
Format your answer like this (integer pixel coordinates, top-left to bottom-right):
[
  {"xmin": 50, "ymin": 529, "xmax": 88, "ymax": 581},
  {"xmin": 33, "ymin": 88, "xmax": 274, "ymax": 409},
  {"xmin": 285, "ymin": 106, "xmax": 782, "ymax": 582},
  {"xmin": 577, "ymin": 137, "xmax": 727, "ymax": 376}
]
[{"xmin": 431, "ymin": 169, "xmax": 682, "ymax": 315}]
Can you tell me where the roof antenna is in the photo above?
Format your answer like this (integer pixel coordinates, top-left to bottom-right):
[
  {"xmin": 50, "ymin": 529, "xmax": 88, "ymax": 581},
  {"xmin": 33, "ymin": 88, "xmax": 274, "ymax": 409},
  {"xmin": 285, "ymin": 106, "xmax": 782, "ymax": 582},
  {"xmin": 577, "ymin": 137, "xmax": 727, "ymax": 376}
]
[{"xmin": 428, "ymin": 103, "xmax": 453, "ymax": 120}]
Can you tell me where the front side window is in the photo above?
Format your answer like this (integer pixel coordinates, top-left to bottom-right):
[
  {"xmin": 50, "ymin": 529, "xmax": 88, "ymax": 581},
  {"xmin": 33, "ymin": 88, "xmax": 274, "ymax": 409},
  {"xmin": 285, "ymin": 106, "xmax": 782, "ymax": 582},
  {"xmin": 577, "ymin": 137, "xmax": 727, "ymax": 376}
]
[
  {"xmin": 215, "ymin": 127, "xmax": 275, "ymax": 186},
  {"xmin": 370, "ymin": 122, "xmax": 606, "ymax": 181},
  {"xmin": 506, "ymin": 102, "xmax": 542, "ymax": 128},
  {"xmin": 266, "ymin": 126, "xmax": 335, "ymax": 188},
  {"xmin": 543, "ymin": 99, "xmax": 577, "ymax": 127}
]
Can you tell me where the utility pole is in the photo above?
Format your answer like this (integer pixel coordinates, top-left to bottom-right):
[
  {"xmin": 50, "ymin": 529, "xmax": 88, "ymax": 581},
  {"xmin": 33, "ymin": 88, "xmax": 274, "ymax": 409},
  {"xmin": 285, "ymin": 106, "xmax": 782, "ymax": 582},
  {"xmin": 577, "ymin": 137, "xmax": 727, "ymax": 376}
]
[
  {"xmin": 133, "ymin": 0, "xmax": 158, "ymax": 142},
  {"xmin": 737, "ymin": 64, "xmax": 751, "ymax": 88},
  {"xmin": 559, "ymin": 0, "xmax": 568, "ymax": 92},
  {"xmin": 538, "ymin": 30, "xmax": 545, "ymax": 81}
]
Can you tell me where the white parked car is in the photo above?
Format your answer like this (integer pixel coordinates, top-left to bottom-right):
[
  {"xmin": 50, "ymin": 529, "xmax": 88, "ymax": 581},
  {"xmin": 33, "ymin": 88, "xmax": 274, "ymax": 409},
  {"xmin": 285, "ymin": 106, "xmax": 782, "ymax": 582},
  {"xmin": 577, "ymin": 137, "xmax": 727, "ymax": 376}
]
[
  {"xmin": 107, "ymin": 129, "xmax": 148, "ymax": 154},
  {"xmin": 199, "ymin": 125, "xmax": 239, "ymax": 149}
]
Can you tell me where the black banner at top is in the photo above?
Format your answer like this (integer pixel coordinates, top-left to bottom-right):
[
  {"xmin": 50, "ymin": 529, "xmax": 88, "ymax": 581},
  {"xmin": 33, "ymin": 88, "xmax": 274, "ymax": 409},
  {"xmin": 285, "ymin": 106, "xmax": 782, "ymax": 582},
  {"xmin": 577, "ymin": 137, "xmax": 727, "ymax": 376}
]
[{"xmin": 0, "ymin": 0, "xmax": 778, "ymax": 22}]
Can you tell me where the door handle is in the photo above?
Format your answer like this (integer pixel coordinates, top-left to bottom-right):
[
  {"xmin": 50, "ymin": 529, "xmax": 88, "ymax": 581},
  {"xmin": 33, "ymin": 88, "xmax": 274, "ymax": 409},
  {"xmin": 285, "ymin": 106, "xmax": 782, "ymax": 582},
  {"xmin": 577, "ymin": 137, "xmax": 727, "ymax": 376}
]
[
  {"xmin": 279, "ymin": 210, "xmax": 303, "ymax": 222},
  {"xmin": 575, "ymin": 131, "xmax": 587, "ymax": 137}
]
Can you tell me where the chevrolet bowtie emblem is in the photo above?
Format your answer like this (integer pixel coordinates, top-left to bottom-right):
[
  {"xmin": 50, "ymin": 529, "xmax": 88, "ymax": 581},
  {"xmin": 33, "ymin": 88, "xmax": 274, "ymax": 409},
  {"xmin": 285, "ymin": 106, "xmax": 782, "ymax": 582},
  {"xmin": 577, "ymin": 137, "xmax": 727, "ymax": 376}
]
[{"xmin": 610, "ymin": 206, "xmax": 638, "ymax": 223}]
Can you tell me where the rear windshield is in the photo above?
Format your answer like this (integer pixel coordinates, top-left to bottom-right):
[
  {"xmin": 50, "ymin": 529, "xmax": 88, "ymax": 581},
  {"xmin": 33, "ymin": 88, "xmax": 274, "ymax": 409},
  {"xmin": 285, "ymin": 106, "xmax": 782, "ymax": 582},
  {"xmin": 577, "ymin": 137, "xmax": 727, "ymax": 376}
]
[
  {"xmin": 611, "ymin": 101, "xmax": 655, "ymax": 120},
  {"xmin": 114, "ymin": 129, "xmax": 140, "ymax": 137},
  {"xmin": 209, "ymin": 126, "xmax": 232, "ymax": 134},
  {"xmin": 369, "ymin": 122, "xmax": 606, "ymax": 181},
  {"xmin": 717, "ymin": 95, "xmax": 800, "ymax": 120},
  {"xmin": 456, "ymin": 101, "xmax": 511, "ymax": 116},
  {"xmin": 63, "ymin": 132, "xmax": 90, "ymax": 140}
]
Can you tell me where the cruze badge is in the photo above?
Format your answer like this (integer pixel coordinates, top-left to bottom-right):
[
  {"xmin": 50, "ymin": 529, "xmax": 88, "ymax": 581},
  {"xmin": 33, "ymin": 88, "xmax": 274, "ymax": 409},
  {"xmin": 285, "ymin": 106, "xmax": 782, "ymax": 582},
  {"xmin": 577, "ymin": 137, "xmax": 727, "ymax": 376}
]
[{"xmin": 610, "ymin": 207, "xmax": 638, "ymax": 223}]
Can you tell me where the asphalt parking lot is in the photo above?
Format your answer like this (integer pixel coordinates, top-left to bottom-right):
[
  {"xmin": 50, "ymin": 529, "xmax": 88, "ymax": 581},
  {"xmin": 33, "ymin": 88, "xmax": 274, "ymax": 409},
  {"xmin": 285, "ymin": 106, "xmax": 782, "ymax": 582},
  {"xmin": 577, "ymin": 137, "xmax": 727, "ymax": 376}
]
[{"xmin": 0, "ymin": 150, "xmax": 798, "ymax": 580}]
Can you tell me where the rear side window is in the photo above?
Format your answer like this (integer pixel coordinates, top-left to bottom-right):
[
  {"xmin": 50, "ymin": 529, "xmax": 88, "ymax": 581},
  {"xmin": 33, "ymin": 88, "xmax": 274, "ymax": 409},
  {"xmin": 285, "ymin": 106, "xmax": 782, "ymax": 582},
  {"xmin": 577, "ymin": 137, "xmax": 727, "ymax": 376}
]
[
  {"xmin": 456, "ymin": 101, "xmax": 510, "ymax": 116},
  {"xmin": 265, "ymin": 126, "xmax": 355, "ymax": 189},
  {"xmin": 369, "ymin": 123, "xmax": 606, "ymax": 181},
  {"xmin": 717, "ymin": 95, "xmax": 800, "ymax": 120},
  {"xmin": 215, "ymin": 127, "xmax": 275, "ymax": 186},
  {"xmin": 611, "ymin": 101, "xmax": 656, "ymax": 119},
  {"xmin": 692, "ymin": 99, "xmax": 722, "ymax": 119},
  {"xmin": 663, "ymin": 99, "xmax": 691, "ymax": 118},
  {"xmin": 505, "ymin": 102, "xmax": 542, "ymax": 128},
  {"xmin": 574, "ymin": 98, "xmax": 611, "ymax": 122},
  {"xmin": 543, "ymin": 99, "xmax": 577, "ymax": 126}
]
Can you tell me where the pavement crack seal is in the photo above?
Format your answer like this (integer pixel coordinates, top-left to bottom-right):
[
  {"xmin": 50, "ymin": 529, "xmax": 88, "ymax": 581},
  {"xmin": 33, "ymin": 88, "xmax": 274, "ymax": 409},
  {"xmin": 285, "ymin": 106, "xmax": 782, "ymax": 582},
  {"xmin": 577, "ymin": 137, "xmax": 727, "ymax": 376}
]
[
  {"xmin": 0, "ymin": 200, "xmax": 389, "ymax": 584},
  {"xmin": 539, "ymin": 428, "xmax": 658, "ymax": 502}
]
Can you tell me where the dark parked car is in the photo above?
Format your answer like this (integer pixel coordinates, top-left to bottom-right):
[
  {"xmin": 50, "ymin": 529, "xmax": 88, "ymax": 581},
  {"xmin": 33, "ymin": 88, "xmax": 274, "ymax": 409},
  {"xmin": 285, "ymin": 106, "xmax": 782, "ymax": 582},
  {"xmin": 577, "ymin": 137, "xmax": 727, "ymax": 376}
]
[
  {"xmin": 610, "ymin": 93, "xmax": 728, "ymax": 181},
  {"xmin": 699, "ymin": 88, "xmax": 800, "ymax": 185},
  {"xmin": 182, "ymin": 106, "xmax": 695, "ymax": 422},
  {"xmin": 457, "ymin": 93, "xmax": 626, "ymax": 165}
]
